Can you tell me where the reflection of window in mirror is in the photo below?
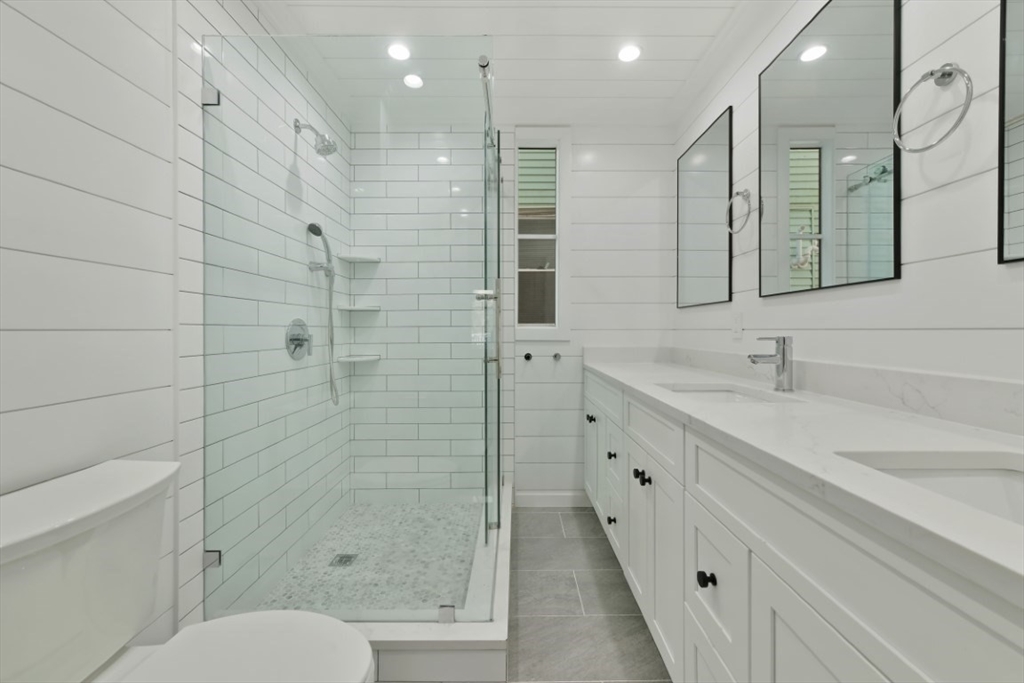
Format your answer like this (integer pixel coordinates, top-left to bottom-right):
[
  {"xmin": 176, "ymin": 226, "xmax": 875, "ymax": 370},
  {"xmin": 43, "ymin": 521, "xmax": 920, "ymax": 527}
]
[
  {"xmin": 759, "ymin": 0, "xmax": 899, "ymax": 297},
  {"xmin": 1001, "ymin": 0, "xmax": 1024, "ymax": 262}
]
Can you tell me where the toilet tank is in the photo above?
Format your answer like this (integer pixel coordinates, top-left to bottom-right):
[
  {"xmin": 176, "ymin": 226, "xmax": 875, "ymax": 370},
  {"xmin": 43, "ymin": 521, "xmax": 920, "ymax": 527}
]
[{"xmin": 0, "ymin": 460, "xmax": 179, "ymax": 683}]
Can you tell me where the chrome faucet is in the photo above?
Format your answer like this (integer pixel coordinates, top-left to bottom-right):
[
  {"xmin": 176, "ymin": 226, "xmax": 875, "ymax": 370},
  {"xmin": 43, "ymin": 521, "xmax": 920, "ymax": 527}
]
[{"xmin": 748, "ymin": 336, "xmax": 794, "ymax": 392}]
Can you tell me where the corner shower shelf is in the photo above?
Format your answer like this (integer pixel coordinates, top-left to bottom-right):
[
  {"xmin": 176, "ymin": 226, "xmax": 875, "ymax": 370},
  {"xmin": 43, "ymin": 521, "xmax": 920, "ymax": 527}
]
[
  {"xmin": 336, "ymin": 253, "xmax": 382, "ymax": 263},
  {"xmin": 336, "ymin": 355, "xmax": 381, "ymax": 363},
  {"xmin": 336, "ymin": 304, "xmax": 381, "ymax": 312}
]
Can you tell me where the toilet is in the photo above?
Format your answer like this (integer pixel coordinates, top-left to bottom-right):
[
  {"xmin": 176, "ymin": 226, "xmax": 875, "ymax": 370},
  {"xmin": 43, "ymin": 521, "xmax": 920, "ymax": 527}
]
[{"xmin": 0, "ymin": 461, "xmax": 374, "ymax": 683}]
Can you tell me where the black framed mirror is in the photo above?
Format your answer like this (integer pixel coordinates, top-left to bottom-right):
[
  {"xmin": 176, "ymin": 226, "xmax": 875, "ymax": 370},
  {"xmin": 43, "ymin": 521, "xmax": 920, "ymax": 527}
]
[
  {"xmin": 677, "ymin": 107, "xmax": 732, "ymax": 308},
  {"xmin": 759, "ymin": 0, "xmax": 901, "ymax": 297},
  {"xmin": 1000, "ymin": 0, "xmax": 1024, "ymax": 263}
]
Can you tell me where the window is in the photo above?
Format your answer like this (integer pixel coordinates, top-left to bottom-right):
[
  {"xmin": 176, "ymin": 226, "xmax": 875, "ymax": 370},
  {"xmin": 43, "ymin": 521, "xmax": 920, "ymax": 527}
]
[
  {"xmin": 788, "ymin": 147, "xmax": 822, "ymax": 291},
  {"xmin": 517, "ymin": 148, "xmax": 557, "ymax": 325},
  {"xmin": 515, "ymin": 128, "xmax": 570, "ymax": 340}
]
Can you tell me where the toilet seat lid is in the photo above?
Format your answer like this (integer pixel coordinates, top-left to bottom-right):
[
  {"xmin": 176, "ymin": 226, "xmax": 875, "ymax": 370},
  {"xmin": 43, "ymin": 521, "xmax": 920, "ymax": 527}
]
[{"xmin": 124, "ymin": 611, "xmax": 373, "ymax": 683}]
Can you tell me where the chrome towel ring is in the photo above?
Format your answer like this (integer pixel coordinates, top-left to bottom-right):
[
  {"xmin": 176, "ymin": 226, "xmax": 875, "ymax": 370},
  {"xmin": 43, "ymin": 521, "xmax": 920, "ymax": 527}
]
[
  {"xmin": 726, "ymin": 189, "xmax": 753, "ymax": 235},
  {"xmin": 893, "ymin": 63, "xmax": 973, "ymax": 153}
]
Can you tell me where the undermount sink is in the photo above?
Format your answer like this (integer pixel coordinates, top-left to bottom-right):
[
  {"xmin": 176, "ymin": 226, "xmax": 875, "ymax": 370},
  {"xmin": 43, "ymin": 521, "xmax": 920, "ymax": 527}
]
[
  {"xmin": 836, "ymin": 451, "xmax": 1024, "ymax": 525},
  {"xmin": 655, "ymin": 383, "xmax": 804, "ymax": 404}
]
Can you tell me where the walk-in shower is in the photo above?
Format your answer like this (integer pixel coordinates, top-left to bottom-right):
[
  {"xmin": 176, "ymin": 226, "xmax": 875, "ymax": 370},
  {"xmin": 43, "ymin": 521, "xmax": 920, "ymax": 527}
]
[{"xmin": 199, "ymin": 34, "xmax": 502, "ymax": 626}]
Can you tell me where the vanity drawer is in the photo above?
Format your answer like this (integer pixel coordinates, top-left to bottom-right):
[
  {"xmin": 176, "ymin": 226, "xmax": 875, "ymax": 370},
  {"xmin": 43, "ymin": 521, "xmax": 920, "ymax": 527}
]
[
  {"xmin": 685, "ymin": 493, "xmax": 750, "ymax": 681},
  {"xmin": 625, "ymin": 395, "xmax": 685, "ymax": 485},
  {"xmin": 584, "ymin": 371, "xmax": 623, "ymax": 426},
  {"xmin": 606, "ymin": 422, "xmax": 626, "ymax": 496}
]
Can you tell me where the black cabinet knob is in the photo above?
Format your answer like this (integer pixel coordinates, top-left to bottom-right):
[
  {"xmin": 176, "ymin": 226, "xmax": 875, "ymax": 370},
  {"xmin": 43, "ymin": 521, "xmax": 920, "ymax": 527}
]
[
  {"xmin": 524, "ymin": 352, "xmax": 532, "ymax": 361},
  {"xmin": 607, "ymin": 451, "xmax": 617, "ymax": 460},
  {"xmin": 696, "ymin": 570, "xmax": 718, "ymax": 588},
  {"xmin": 633, "ymin": 468, "xmax": 641, "ymax": 479},
  {"xmin": 639, "ymin": 471, "xmax": 652, "ymax": 486},
  {"xmin": 607, "ymin": 516, "xmax": 616, "ymax": 525},
  {"xmin": 586, "ymin": 414, "xmax": 596, "ymax": 423}
]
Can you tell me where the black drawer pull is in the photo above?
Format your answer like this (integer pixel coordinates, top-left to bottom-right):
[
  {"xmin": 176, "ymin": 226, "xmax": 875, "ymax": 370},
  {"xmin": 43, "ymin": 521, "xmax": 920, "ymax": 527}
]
[
  {"xmin": 607, "ymin": 451, "xmax": 617, "ymax": 460},
  {"xmin": 607, "ymin": 516, "xmax": 617, "ymax": 525},
  {"xmin": 697, "ymin": 570, "xmax": 718, "ymax": 588}
]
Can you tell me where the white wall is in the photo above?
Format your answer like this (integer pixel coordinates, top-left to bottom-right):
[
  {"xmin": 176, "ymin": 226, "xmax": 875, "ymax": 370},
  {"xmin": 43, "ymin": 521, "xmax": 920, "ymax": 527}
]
[
  {"xmin": 506, "ymin": 127, "xmax": 677, "ymax": 501},
  {"xmin": 671, "ymin": 0, "xmax": 1024, "ymax": 389},
  {"xmin": 0, "ymin": 0, "xmax": 177, "ymax": 642}
]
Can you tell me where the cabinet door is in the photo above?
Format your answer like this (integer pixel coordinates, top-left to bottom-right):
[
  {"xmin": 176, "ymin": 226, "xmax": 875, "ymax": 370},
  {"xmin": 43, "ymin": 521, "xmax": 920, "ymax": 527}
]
[
  {"xmin": 750, "ymin": 557, "xmax": 887, "ymax": 683},
  {"xmin": 684, "ymin": 494, "xmax": 750, "ymax": 680},
  {"xmin": 583, "ymin": 399, "xmax": 605, "ymax": 512},
  {"xmin": 625, "ymin": 436, "xmax": 652, "ymax": 613},
  {"xmin": 605, "ymin": 487, "xmax": 627, "ymax": 563},
  {"xmin": 649, "ymin": 459, "xmax": 686, "ymax": 683},
  {"xmin": 685, "ymin": 606, "xmax": 736, "ymax": 683}
]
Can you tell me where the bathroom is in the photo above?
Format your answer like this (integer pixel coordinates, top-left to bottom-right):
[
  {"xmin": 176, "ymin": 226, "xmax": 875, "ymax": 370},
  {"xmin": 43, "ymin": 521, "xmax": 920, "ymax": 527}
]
[{"xmin": 0, "ymin": 0, "xmax": 1021, "ymax": 681}]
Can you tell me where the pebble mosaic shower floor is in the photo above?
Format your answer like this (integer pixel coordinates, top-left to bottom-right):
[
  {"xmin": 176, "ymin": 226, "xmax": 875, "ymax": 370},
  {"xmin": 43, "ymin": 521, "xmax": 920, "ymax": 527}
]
[{"xmin": 257, "ymin": 502, "xmax": 483, "ymax": 613}]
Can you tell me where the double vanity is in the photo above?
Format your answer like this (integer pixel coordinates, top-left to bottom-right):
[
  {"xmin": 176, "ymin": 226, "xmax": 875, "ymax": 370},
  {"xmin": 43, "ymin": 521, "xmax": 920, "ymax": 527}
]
[{"xmin": 581, "ymin": 355, "xmax": 1024, "ymax": 683}]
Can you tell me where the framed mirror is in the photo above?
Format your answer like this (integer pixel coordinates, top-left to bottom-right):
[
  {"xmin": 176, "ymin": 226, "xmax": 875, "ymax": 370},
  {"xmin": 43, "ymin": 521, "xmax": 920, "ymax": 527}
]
[
  {"xmin": 1001, "ymin": 0, "xmax": 1024, "ymax": 263},
  {"xmin": 759, "ymin": 0, "xmax": 900, "ymax": 297},
  {"xmin": 677, "ymin": 107, "xmax": 732, "ymax": 308}
]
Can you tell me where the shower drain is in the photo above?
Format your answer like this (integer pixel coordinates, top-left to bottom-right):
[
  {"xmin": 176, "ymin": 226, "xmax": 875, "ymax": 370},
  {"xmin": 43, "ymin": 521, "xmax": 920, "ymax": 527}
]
[{"xmin": 329, "ymin": 554, "xmax": 357, "ymax": 567}]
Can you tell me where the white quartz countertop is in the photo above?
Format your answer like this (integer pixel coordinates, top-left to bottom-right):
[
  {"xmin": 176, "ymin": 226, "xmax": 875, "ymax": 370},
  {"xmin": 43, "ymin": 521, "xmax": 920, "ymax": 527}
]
[{"xmin": 584, "ymin": 361, "xmax": 1024, "ymax": 607}]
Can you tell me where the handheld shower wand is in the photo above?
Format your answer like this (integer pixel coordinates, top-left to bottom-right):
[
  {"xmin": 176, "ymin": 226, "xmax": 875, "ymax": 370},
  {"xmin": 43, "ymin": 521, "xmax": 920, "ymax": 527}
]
[{"xmin": 307, "ymin": 223, "xmax": 339, "ymax": 406}]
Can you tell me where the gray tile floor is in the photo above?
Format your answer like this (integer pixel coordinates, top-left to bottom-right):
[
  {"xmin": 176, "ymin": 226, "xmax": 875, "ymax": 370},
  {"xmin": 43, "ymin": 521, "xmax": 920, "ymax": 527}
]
[{"xmin": 508, "ymin": 507, "xmax": 670, "ymax": 683}]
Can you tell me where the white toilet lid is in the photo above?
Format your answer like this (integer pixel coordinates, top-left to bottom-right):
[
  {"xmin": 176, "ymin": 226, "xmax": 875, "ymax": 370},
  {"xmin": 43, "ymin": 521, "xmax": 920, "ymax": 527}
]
[{"xmin": 123, "ymin": 611, "xmax": 373, "ymax": 683}]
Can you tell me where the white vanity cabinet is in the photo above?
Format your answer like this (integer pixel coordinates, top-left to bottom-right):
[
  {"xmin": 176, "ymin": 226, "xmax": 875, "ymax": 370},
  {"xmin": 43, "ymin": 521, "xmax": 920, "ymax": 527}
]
[{"xmin": 581, "ymin": 368, "xmax": 1024, "ymax": 683}]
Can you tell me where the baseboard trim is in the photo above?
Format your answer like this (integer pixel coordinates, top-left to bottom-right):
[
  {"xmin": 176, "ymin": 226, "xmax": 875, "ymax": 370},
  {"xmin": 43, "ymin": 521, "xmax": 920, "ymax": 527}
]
[{"xmin": 514, "ymin": 489, "xmax": 590, "ymax": 508}]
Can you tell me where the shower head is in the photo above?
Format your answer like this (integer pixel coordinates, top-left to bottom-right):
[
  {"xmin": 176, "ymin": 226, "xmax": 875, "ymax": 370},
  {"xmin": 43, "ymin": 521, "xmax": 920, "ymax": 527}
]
[
  {"xmin": 307, "ymin": 222, "xmax": 332, "ymax": 263},
  {"xmin": 293, "ymin": 119, "xmax": 338, "ymax": 157}
]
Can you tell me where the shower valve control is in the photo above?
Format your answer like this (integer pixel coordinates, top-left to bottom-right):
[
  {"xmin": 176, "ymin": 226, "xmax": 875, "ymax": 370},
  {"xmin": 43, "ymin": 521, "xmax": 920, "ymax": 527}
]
[{"xmin": 286, "ymin": 319, "xmax": 312, "ymax": 360}]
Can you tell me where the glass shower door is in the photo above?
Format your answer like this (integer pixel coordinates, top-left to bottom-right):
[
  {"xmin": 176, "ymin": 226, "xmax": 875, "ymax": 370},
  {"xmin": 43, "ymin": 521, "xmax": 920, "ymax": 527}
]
[{"xmin": 483, "ymin": 122, "xmax": 501, "ymax": 539}]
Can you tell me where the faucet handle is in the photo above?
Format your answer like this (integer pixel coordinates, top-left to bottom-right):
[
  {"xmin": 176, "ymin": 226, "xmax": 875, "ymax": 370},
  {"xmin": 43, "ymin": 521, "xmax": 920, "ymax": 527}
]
[{"xmin": 757, "ymin": 336, "xmax": 792, "ymax": 343}]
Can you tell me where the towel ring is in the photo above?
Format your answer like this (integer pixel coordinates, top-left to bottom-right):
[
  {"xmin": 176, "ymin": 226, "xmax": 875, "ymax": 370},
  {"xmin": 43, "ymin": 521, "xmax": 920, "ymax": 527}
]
[
  {"xmin": 893, "ymin": 63, "xmax": 973, "ymax": 153},
  {"xmin": 726, "ymin": 190, "xmax": 752, "ymax": 235}
]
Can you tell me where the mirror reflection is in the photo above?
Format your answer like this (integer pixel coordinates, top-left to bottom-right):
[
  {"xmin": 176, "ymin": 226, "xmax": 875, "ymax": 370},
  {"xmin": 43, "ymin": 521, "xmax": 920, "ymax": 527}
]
[
  {"xmin": 760, "ymin": 0, "xmax": 899, "ymax": 296},
  {"xmin": 1002, "ymin": 0, "xmax": 1024, "ymax": 262},
  {"xmin": 677, "ymin": 108, "xmax": 732, "ymax": 308}
]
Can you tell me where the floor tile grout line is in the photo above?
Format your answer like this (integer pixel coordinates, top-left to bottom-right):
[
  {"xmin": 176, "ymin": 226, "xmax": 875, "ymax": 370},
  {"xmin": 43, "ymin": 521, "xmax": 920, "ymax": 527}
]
[
  {"xmin": 572, "ymin": 570, "xmax": 586, "ymax": 616},
  {"xmin": 558, "ymin": 512, "xmax": 568, "ymax": 538}
]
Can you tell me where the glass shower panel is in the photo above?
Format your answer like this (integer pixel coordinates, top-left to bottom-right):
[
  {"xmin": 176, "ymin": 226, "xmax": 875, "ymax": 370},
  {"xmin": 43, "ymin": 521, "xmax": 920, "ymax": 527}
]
[
  {"xmin": 483, "ymin": 123, "xmax": 501, "ymax": 538},
  {"xmin": 200, "ymin": 34, "xmax": 498, "ymax": 624}
]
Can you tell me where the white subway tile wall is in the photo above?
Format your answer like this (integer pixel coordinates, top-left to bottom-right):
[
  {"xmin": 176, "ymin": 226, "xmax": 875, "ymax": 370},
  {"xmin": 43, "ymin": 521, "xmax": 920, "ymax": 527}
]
[
  {"xmin": 198, "ymin": 44, "xmax": 353, "ymax": 619},
  {"xmin": 349, "ymin": 128, "xmax": 510, "ymax": 503}
]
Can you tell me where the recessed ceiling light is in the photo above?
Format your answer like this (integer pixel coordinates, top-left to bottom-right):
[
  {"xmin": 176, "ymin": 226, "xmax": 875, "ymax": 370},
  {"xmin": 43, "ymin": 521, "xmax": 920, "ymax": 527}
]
[
  {"xmin": 618, "ymin": 45, "xmax": 642, "ymax": 62},
  {"xmin": 437, "ymin": 156, "xmax": 450, "ymax": 164},
  {"xmin": 403, "ymin": 74, "xmax": 423, "ymax": 89},
  {"xmin": 388, "ymin": 43, "xmax": 410, "ymax": 61},
  {"xmin": 800, "ymin": 45, "xmax": 827, "ymax": 62},
  {"xmin": 840, "ymin": 155, "xmax": 858, "ymax": 163}
]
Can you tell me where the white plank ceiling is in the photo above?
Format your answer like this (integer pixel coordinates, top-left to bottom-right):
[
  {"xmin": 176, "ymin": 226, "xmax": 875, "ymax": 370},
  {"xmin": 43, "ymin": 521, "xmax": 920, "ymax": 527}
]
[{"xmin": 252, "ymin": 0, "xmax": 762, "ymax": 129}]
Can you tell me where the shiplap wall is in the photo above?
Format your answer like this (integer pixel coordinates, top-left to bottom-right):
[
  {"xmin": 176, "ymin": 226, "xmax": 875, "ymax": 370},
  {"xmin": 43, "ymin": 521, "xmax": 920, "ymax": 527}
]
[
  {"xmin": 508, "ymin": 127, "xmax": 677, "ymax": 502},
  {"xmin": 671, "ymin": 0, "xmax": 1024, "ymax": 388},
  {"xmin": 0, "ymin": 0, "xmax": 177, "ymax": 642}
]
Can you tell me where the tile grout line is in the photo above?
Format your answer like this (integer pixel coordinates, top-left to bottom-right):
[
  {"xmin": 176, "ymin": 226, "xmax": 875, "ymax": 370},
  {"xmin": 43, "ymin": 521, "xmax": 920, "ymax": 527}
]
[
  {"xmin": 558, "ymin": 512, "xmax": 568, "ymax": 538},
  {"xmin": 571, "ymin": 569, "xmax": 586, "ymax": 616}
]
